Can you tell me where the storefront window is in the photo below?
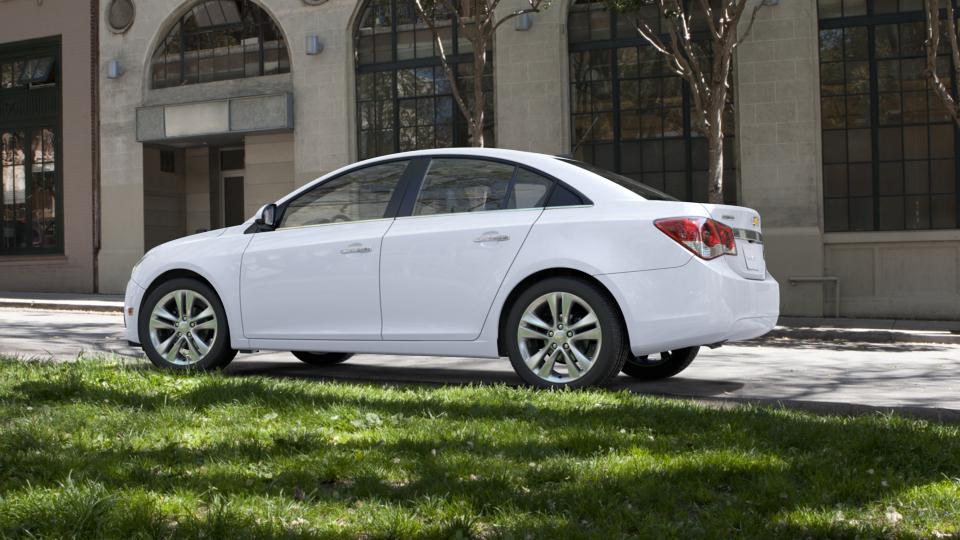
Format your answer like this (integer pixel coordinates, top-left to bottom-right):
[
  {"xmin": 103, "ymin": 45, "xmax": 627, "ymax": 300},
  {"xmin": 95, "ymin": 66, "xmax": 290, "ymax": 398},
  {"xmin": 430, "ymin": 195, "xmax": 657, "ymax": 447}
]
[
  {"xmin": 0, "ymin": 40, "xmax": 60, "ymax": 254},
  {"xmin": 819, "ymin": 0, "xmax": 959, "ymax": 231},
  {"xmin": 567, "ymin": 0, "xmax": 736, "ymax": 203},
  {"xmin": 354, "ymin": 0, "xmax": 493, "ymax": 160},
  {"xmin": 151, "ymin": 0, "xmax": 290, "ymax": 89}
]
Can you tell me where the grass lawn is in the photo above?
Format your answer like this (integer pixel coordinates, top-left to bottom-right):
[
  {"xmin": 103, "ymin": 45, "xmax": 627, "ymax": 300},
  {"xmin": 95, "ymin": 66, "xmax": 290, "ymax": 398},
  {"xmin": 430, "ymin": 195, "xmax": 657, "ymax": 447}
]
[{"xmin": 0, "ymin": 358, "xmax": 958, "ymax": 539}]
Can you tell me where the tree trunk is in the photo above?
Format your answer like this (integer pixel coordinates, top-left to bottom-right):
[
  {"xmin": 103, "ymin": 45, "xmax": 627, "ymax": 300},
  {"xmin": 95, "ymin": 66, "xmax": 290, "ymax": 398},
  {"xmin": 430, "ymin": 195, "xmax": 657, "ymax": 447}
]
[
  {"xmin": 706, "ymin": 103, "xmax": 725, "ymax": 204},
  {"xmin": 470, "ymin": 45, "xmax": 487, "ymax": 147}
]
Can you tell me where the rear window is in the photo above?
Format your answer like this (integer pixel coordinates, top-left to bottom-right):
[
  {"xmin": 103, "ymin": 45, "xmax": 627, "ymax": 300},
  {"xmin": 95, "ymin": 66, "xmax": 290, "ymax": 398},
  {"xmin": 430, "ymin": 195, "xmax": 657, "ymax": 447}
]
[{"xmin": 558, "ymin": 158, "xmax": 678, "ymax": 201}]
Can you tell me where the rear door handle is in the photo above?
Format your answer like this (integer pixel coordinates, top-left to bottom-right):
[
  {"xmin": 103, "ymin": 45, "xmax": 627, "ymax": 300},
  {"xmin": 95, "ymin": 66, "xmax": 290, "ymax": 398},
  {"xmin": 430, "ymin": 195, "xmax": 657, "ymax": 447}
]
[
  {"xmin": 340, "ymin": 244, "xmax": 372, "ymax": 255},
  {"xmin": 474, "ymin": 232, "xmax": 510, "ymax": 243}
]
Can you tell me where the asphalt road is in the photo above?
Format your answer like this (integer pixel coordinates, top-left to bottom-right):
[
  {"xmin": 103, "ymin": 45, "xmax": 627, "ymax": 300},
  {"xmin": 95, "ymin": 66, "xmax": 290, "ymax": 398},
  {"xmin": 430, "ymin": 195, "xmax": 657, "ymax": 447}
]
[{"xmin": 2, "ymin": 308, "xmax": 959, "ymax": 417}]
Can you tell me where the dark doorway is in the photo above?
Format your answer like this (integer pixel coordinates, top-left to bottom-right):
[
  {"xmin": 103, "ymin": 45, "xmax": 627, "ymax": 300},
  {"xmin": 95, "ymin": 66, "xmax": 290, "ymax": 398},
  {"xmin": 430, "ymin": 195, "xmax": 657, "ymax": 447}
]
[{"xmin": 224, "ymin": 176, "xmax": 244, "ymax": 227}]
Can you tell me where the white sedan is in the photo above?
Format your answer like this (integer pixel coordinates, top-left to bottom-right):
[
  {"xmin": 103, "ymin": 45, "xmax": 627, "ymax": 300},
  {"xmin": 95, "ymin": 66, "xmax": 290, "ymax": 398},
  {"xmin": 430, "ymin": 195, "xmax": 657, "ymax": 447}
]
[{"xmin": 124, "ymin": 148, "xmax": 779, "ymax": 388}]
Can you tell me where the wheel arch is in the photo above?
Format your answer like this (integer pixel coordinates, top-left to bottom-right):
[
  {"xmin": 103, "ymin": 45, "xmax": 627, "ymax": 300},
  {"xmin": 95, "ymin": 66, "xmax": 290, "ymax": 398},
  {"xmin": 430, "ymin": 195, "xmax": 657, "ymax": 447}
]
[
  {"xmin": 496, "ymin": 267, "xmax": 629, "ymax": 356},
  {"xmin": 137, "ymin": 269, "xmax": 222, "ymax": 334}
]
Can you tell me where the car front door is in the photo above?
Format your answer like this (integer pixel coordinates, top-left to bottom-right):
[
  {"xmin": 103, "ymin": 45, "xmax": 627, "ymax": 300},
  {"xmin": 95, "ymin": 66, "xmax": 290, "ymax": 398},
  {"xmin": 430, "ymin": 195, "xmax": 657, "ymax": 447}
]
[
  {"xmin": 240, "ymin": 160, "xmax": 411, "ymax": 340},
  {"xmin": 380, "ymin": 158, "xmax": 554, "ymax": 340}
]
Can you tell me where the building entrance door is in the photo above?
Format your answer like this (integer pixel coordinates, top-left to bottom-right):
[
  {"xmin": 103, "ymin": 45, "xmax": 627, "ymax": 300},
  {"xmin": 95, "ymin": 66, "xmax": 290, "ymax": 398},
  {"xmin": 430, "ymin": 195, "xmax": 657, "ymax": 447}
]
[{"xmin": 223, "ymin": 174, "xmax": 244, "ymax": 227}]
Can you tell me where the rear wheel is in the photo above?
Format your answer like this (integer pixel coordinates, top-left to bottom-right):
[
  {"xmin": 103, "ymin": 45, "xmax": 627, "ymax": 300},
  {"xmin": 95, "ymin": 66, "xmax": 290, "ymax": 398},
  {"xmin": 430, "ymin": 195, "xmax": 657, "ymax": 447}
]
[
  {"xmin": 505, "ymin": 277, "xmax": 627, "ymax": 389},
  {"xmin": 139, "ymin": 278, "xmax": 237, "ymax": 371},
  {"xmin": 621, "ymin": 347, "xmax": 699, "ymax": 380},
  {"xmin": 291, "ymin": 352, "xmax": 353, "ymax": 366}
]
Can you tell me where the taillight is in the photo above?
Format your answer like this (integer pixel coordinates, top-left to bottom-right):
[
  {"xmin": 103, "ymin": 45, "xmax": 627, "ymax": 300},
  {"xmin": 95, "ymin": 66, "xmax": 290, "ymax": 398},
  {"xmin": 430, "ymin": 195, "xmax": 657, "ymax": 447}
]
[{"xmin": 655, "ymin": 217, "xmax": 737, "ymax": 260}]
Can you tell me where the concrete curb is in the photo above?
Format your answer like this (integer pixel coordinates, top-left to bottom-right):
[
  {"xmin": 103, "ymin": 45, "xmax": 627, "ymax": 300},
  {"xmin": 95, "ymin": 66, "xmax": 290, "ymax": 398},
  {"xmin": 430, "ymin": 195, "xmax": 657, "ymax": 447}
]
[
  {"xmin": 0, "ymin": 300, "xmax": 123, "ymax": 314},
  {"xmin": 761, "ymin": 327, "xmax": 960, "ymax": 346}
]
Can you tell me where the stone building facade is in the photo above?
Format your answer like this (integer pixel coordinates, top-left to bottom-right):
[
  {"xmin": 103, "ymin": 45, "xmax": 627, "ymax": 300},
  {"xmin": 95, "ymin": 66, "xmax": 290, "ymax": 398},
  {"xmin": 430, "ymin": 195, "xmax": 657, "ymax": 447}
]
[{"xmin": 4, "ymin": 0, "xmax": 960, "ymax": 319}]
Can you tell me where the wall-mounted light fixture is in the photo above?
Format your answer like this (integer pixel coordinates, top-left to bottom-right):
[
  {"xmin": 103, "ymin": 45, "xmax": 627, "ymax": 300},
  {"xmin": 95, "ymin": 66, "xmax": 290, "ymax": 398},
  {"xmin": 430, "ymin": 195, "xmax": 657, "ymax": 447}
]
[
  {"xmin": 107, "ymin": 59, "xmax": 124, "ymax": 79},
  {"xmin": 515, "ymin": 12, "xmax": 533, "ymax": 31},
  {"xmin": 305, "ymin": 35, "xmax": 323, "ymax": 55}
]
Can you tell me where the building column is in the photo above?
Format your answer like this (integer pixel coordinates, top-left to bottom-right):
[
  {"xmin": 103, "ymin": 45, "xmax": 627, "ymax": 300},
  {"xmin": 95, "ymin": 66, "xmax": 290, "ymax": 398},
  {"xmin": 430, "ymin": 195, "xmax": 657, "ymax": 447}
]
[
  {"xmin": 736, "ymin": 0, "xmax": 825, "ymax": 316},
  {"xmin": 494, "ymin": 0, "xmax": 568, "ymax": 155}
]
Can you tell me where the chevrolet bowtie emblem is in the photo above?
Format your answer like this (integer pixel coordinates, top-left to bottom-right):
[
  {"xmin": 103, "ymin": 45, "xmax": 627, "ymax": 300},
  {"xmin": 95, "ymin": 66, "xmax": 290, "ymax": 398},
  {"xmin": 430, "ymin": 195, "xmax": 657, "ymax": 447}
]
[{"xmin": 752, "ymin": 216, "xmax": 760, "ymax": 227}]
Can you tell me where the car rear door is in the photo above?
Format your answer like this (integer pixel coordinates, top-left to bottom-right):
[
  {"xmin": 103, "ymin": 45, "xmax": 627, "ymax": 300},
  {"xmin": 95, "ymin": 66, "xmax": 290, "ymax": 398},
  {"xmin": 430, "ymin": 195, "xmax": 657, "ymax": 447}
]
[
  {"xmin": 379, "ymin": 157, "xmax": 553, "ymax": 341},
  {"xmin": 240, "ymin": 160, "xmax": 412, "ymax": 340}
]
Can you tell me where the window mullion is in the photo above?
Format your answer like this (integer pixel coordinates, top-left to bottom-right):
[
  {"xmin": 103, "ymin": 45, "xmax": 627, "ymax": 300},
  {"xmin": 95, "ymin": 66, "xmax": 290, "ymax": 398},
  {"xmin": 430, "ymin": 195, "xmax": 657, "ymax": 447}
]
[{"xmin": 867, "ymin": 24, "xmax": 880, "ymax": 231}]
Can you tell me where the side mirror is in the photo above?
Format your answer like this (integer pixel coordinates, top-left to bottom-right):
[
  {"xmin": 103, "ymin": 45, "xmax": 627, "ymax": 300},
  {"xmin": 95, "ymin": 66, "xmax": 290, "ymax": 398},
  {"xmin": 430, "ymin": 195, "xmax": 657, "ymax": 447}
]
[{"xmin": 255, "ymin": 203, "xmax": 278, "ymax": 230}]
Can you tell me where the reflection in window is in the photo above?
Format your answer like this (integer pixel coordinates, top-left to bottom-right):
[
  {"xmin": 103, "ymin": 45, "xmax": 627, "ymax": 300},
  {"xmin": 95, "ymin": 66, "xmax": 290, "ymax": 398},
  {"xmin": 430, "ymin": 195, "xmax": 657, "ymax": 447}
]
[
  {"xmin": 280, "ymin": 161, "xmax": 408, "ymax": 228},
  {"xmin": 354, "ymin": 0, "xmax": 494, "ymax": 160},
  {"xmin": 819, "ymin": 1, "xmax": 958, "ymax": 231},
  {"xmin": 151, "ymin": 0, "xmax": 289, "ymax": 89},
  {"xmin": 1, "ymin": 128, "xmax": 57, "ymax": 251},
  {"xmin": 567, "ymin": 0, "xmax": 736, "ymax": 203},
  {"xmin": 0, "ymin": 56, "xmax": 55, "ymax": 89},
  {"xmin": 413, "ymin": 159, "xmax": 515, "ymax": 215}
]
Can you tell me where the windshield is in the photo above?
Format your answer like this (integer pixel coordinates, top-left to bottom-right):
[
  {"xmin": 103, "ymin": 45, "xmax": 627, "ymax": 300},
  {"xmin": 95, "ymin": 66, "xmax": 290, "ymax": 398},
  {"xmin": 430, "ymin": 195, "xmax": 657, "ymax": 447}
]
[{"xmin": 557, "ymin": 158, "xmax": 679, "ymax": 201}]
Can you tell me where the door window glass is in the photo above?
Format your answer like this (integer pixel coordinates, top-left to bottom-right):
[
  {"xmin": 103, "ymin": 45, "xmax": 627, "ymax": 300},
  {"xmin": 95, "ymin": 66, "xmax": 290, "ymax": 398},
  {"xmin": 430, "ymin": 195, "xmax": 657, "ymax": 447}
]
[
  {"xmin": 280, "ymin": 160, "xmax": 408, "ymax": 228},
  {"xmin": 413, "ymin": 158, "xmax": 516, "ymax": 215}
]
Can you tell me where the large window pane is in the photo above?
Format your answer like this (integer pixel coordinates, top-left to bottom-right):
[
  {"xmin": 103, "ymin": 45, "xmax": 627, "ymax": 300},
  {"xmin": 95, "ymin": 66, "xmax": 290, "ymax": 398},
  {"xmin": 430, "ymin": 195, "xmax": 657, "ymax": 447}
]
[
  {"xmin": 151, "ymin": 0, "xmax": 289, "ymax": 89},
  {"xmin": 566, "ymin": 0, "xmax": 736, "ymax": 204},
  {"xmin": 356, "ymin": 0, "xmax": 493, "ymax": 159},
  {"xmin": 819, "ymin": 11, "xmax": 960, "ymax": 231}
]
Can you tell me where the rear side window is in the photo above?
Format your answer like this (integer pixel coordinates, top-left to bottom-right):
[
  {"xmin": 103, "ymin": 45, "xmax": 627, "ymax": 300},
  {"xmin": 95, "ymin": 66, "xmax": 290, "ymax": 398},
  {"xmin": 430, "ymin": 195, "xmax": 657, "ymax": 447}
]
[
  {"xmin": 413, "ymin": 158, "xmax": 515, "ymax": 215},
  {"xmin": 558, "ymin": 158, "xmax": 677, "ymax": 201}
]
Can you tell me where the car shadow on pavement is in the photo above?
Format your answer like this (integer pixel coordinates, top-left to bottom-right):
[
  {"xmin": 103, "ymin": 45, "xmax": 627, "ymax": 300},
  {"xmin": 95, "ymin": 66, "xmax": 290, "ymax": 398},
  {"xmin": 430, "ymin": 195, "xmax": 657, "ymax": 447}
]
[{"xmin": 226, "ymin": 359, "xmax": 747, "ymax": 398}]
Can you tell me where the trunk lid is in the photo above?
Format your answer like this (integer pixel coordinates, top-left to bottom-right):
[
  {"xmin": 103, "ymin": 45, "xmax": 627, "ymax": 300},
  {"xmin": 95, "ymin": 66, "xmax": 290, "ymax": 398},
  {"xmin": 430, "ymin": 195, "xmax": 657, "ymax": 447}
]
[{"xmin": 701, "ymin": 204, "xmax": 766, "ymax": 280}]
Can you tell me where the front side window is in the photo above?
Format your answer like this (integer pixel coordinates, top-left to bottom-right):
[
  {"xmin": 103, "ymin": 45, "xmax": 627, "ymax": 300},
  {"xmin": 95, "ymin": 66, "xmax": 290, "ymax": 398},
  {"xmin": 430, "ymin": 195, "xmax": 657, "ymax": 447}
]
[
  {"xmin": 151, "ymin": 0, "xmax": 290, "ymax": 89},
  {"xmin": 819, "ymin": 1, "xmax": 959, "ymax": 231},
  {"xmin": 354, "ymin": 0, "xmax": 494, "ymax": 160},
  {"xmin": 279, "ymin": 161, "xmax": 408, "ymax": 228},
  {"xmin": 1, "ymin": 40, "xmax": 60, "ymax": 254}
]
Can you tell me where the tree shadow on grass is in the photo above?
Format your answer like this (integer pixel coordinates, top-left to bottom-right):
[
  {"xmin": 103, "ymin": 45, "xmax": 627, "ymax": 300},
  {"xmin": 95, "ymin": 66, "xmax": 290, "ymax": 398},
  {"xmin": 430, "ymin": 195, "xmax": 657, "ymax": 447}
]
[{"xmin": 2, "ymin": 361, "xmax": 959, "ymax": 538}]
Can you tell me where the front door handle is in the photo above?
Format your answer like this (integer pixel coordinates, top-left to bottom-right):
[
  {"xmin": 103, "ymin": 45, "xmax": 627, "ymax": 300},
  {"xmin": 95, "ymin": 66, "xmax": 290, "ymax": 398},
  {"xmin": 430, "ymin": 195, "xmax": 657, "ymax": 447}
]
[
  {"xmin": 340, "ymin": 244, "xmax": 372, "ymax": 255},
  {"xmin": 474, "ymin": 232, "xmax": 510, "ymax": 243}
]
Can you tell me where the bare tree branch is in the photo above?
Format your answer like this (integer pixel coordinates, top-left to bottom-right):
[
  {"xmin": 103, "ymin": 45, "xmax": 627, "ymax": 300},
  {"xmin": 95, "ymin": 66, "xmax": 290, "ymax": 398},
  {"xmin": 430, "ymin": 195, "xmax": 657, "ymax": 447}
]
[
  {"xmin": 925, "ymin": 0, "xmax": 960, "ymax": 126},
  {"xmin": 626, "ymin": 0, "xmax": 767, "ymax": 202},
  {"xmin": 411, "ymin": 0, "xmax": 475, "ymax": 133}
]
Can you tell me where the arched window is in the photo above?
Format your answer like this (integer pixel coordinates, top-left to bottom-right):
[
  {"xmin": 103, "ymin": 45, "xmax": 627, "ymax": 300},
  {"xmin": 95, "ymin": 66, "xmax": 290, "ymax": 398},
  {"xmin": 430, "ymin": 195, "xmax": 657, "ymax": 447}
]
[
  {"xmin": 151, "ymin": 0, "xmax": 289, "ymax": 89},
  {"xmin": 354, "ymin": 0, "xmax": 493, "ymax": 160},
  {"xmin": 567, "ymin": 0, "xmax": 736, "ymax": 203}
]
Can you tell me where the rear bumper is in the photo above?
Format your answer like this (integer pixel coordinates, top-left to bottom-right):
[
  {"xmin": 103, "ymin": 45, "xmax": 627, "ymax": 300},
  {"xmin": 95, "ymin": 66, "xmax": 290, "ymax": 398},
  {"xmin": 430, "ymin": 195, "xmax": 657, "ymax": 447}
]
[
  {"xmin": 597, "ymin": 258, "xmax": 779, "ymax": 356},
  {"xmin": 123, "ymin": 279, "xmax": 145, "ymax": 345}
]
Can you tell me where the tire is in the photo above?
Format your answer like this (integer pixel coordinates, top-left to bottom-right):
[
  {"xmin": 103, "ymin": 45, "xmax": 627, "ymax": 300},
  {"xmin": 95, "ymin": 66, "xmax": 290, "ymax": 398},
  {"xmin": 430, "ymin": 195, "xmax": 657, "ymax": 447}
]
[
  {"xmin": 504, "ymin": 276, "xmax": 628, "ymax": 389},
  {"xmin": 291, "ymin": 352, "xmax": 354, "ymax": 366},
  {"xmin": 621, "ymin": 347, "xmax": 699, "ymax": 380},
  {"xmin": 138, "ymin": 278, "xmax": 237, "ymax": 371}
]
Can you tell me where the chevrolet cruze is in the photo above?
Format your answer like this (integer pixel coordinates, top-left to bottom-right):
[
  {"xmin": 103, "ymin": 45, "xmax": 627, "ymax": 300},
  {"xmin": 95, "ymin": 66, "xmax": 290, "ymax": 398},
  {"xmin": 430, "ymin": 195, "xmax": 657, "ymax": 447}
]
[{"xmin": 124, "ymin": 148, "xmax": 779, "ymax": 388}]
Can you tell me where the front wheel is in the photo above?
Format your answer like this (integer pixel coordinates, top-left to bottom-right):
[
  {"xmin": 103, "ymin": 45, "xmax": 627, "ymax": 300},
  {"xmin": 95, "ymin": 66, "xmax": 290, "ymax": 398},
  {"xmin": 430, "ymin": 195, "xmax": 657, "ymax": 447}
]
[
  {"xmin": 620, "ymin": 347, "xmax": 699, "ymax": 380},
  {"xmin": 291, "ymin": 352, "xmax": 353, "ymax": 366},
  {"xmin": 139, "ymin": 278, "xmax": 237, "ymax": 371},
  {"xmin": 504, "ymin": 277, "xmax": 627, "ymax": 389}
]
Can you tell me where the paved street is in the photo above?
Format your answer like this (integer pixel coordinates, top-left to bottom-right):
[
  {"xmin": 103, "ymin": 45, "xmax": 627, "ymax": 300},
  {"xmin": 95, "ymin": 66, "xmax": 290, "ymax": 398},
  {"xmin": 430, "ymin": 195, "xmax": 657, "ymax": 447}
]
[{"xmin": 2, "ymin": 308, "xmax": 959, "ymax": 417}]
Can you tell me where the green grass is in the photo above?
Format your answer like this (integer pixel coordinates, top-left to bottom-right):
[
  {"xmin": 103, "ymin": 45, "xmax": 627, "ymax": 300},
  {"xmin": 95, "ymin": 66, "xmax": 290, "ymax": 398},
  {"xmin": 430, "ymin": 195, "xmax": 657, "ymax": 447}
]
[{"xmin": 0, "ymin": 358, "xmax": 958, "ymax": 539}]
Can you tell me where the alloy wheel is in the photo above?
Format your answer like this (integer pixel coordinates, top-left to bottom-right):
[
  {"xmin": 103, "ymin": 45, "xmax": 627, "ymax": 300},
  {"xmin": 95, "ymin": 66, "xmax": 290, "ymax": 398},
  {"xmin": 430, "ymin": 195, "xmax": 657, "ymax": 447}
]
[
  {"xmin": 148, "ymin": 289, "xmax": 218, "ymax": 366},
  {"xmin": 516, "ymin": 291, "xmax": 602, "ymax": 384}
]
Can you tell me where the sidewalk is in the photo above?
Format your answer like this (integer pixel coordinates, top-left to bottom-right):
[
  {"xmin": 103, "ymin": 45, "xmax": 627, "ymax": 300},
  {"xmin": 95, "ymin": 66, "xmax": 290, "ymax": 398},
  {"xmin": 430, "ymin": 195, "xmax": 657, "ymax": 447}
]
[
  {"xmin": 0, "ymin": 291, "xmax": 123, "ymax": 313},
  {"xmin": 0, "ymin": 291, "xmax": 958, "ymax": 345}
]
